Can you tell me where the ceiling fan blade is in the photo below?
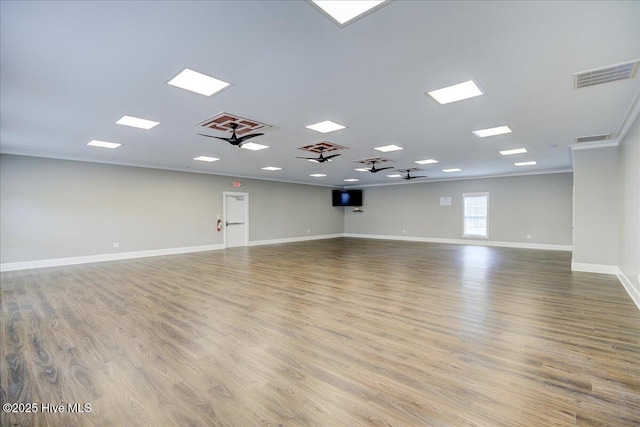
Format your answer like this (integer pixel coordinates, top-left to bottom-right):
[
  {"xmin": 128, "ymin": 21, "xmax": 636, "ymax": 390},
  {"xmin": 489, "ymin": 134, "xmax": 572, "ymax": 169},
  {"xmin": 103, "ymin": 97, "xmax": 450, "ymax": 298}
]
[
  {"xmin": 198, "ymin": 133, "xmax": 232, "ymax": 142},
  {"xmin": 323, "ymin": 154, "xmax": 341, "ymax": 160},
  {"xmin": 296, "ymin": 156, "xmax": 316, "ymax": 160},
  {"xmin": 237, "ymin": 133, "xmax": 264, "ymax": 143},
  {"xmin": 371, "ymin": 166, "xmax": 393, "ymax": 173}
]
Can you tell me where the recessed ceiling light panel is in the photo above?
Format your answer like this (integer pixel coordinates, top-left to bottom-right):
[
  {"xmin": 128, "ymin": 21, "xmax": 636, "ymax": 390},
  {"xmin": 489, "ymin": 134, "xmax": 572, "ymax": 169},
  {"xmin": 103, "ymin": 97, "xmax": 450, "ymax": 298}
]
[
  {"xmin": 193, "ymin": 156, "xmax": 219, "ymax": 162},
  {"xmin": 305, "ymin": 120, "xmax": 346, "ymax": 133},
  {"xmin": 374, "ymin": 144, "xmax": 403, "ymax": 152},
  {"xmin": 116, "ymin": 115, "xmax": 159, "ymax": 130},
  {"xmin": 514, "ymin": 161, "xmax": 537, "ymax": 166},
  {"xmin": 415, "ymin": 159, "xmax": 439, "ymax": 165},
  {"xmin": 426, "ymin": 80, "xmax": 484, "ymax": 105},
  {"xmin": 87, "ymin": 140, "xmax": 121, "ymax": 149},
  {"xmin": 473, "ymin": 125, "xmax": 512, "ymax": 138},
  {"xmin": 387, "ymin": 174, "xmax": 402, "ymax": 178},
  {"xmin": 499, "ymin": 148, "xmax": 527, "ymax": 156},
  {"xmin": 311, "ymin": 0, "xmax": 387, "ymax": 26},
  {"xmin": 241, "ymin": 142, "xmax": 269, "ymax": 151},
  {"xmin": 261, "ymin": 166, "xmax": 282, "ymax": 171},
  {"xmin": 442, "ymin": 168, "xmax": 461, "ymax": 173},
  {"xmin": 310, "ymin": 174, "xmax": 327, "ymax": 177},
  {"xmin": 167, "ymin": 68, "xmax": 230, "ymax": 96},
  {"xmin": 344, "ymin": 178, "xmax": 359, "ymax": 182},
  {"xmin": 354, "ymin": 168, "xmax": 370, "ymax": 172}
]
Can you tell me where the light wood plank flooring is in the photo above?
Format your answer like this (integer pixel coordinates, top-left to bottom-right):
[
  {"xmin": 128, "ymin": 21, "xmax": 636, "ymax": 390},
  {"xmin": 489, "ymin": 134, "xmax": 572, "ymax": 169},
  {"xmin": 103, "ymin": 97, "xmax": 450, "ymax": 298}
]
[{"xmin": 1, "ymin": 238, "xmax": 639, "ymax": 426}]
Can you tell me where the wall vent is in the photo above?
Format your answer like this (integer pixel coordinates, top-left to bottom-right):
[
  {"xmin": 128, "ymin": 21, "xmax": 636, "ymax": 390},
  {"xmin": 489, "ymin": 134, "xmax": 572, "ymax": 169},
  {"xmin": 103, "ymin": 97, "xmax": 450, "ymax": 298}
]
[
  {"xmin": 354, "ymin": 157, "xmax": 392, "ymax": 165},
  {"xmin": 575, "ymin": 134, "xmax": 610, "ymax": 143},
  {"xmin": 574, "ymin": 60, "xmax": 639, "ymax": 89},
  {"xmin": 298, "ymin": 141, "xmax": 347, "ymax": 153},
  {"xmin": 196, "ymin": 112, "xmax": 270, "ymax": 135}
]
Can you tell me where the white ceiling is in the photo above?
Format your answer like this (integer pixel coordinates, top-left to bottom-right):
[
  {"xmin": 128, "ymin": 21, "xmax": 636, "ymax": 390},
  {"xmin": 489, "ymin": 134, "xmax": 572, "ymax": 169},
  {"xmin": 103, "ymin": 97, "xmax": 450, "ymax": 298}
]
[{"xmin": 1, "ymin": 1, "xmax": 639, "ymax": 188}]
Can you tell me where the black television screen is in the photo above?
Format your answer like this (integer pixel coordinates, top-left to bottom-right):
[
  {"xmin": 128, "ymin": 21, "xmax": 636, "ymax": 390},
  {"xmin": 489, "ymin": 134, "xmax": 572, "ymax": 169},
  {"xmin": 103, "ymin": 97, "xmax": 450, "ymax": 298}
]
[{"xmin": 332, "ymin": 189, "xmax": 363, "ymax": 207}]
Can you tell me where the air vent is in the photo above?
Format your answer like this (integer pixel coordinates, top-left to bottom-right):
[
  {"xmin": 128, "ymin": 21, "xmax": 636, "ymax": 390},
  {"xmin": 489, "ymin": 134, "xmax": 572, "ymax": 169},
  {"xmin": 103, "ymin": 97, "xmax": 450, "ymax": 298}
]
[
  {"xmin": 575, "ymin": 134, "xmax": 610, "ymax": 143},
  {"xmin": 197, "ymin": 112, "xmax": 270, "ymax": 136},
  {"xmin": 354, "ymin": 157, "xmax": 392, "ymax": 165},
  {"xmin": 574, "ymin": 60, "xmax": 639, "ymax": 89},
  {"xmin": 298, "ymin": 141, "xmax": 347, "ymax": 153}
]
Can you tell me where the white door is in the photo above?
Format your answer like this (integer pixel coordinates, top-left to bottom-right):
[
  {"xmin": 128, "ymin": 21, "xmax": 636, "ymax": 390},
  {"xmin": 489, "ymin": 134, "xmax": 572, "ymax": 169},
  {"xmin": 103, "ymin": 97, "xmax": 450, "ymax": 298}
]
[{"xmin": 224, "ymin": 192, "xmax": 248, "ymax": 248}]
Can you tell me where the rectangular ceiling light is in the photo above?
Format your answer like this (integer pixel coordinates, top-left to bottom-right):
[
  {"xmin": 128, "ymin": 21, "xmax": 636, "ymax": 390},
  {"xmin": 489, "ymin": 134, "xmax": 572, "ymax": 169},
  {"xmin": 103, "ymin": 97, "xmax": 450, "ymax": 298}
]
[
  {"xmin": 87, "ymin": 140, "xmax": 121, "ymax": 149},
  {"xmin": 354, "ymin": 167, "xmax": 370, "ymax": 172},
  {"xmin": 473, "ymin": 125, "xmax": 512, "ymax": 138},
  {"xmin": 312, "ymin": 0, "xmax": 387, "ymax": 26},
  {"xmin": 442, "ymin": 168, "xmax": 462, "ymax": 172},
  {"xmin": 387, "ymin": 174, "xmax": 402, "ymax": 178},
  {"xmin": 305, "ymin": 120, "xmax": 346, "ymax": 133},
  {"xmin": 415, "ymin": 158, "xmax": 438, "ymax": 165},
  {"xmin": 167, "ymin": 68, "xmax": 230, "ymax": 96},
  {"xmin": 310, "ymin": 173, "xmax": 327, "ymax": 177},
  {"xmin": 374, "ymin": 144, "xmax": 403, "ymax": 152},
  {"xmin": 344, "ymin": 178, "xmax": 359, "ymax": 182},
  {"xmin": 261, "ymin": 166, "xmax": 282, "ymax": 171},
  {"xmin": 241, "ymin": 142, "xmax": 269, "ymax": 151},
  {"xmin": 499, "ymin": 148, "xmax": 527, "ymax": 156},
  {"xmin": 426, "ymin": 80, "xmax": 484, "ymax": 105},
  {"xmin": 116, "ymin": 115, "xmax": 159, "ymax": 130},
  {"xmin": 514, "ymin": 161, "xmax": 537, "ymax": 166},
  {"xmin": 193, "ymin": 156, "xmax": 219, "ymax": 162}
]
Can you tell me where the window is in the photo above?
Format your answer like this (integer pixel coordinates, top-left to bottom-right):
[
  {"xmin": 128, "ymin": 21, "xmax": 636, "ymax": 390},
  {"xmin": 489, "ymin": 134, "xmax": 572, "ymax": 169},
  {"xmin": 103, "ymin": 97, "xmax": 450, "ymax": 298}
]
[{"xmin": 463, "ymin": 192, "xmax": 489, "ymax": 238}]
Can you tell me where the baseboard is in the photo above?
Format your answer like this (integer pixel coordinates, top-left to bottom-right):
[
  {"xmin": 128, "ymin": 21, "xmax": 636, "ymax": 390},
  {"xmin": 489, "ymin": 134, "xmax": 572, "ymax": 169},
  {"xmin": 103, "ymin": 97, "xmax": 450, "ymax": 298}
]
[
  {"xmin": 0, "ymin": 243, "xmax": 225, "ymax": 272},
  {"xmin": 617, "ymin": 267, "xmax": 640, "ymax": 311},
  {"xmin": 249, "ymin": 233, "xmax": 343, "ymax": 247},
  {"xmin": 571, "ymin": 262, "xmax": 618, "ymax": 275},
  {"xmin": 343, "ymin": 233, "xmax": 572, "ymax": 251}
]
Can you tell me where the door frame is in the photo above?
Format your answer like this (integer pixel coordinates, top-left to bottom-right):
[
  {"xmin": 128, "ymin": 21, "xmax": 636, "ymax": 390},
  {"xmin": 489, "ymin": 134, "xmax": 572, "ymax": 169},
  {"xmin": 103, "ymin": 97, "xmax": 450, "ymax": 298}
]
[{"xmin": 223, "ymin": 191, "xmax": 249, "ymax": 248}]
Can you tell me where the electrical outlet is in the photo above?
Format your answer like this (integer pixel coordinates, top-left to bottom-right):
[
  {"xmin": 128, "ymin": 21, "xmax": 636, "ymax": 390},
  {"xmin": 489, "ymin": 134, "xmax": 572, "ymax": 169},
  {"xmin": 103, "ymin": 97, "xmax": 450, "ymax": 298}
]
[{"xmin": 113, "ymin": 242, "xmax": 120, "ymax": 248}]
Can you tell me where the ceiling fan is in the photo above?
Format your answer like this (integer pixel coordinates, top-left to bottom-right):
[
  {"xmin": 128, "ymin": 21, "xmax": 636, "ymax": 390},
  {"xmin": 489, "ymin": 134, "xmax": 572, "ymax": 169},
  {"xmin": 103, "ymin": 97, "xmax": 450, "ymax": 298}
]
[
  {"xmin": 296, "ymin": 147, "xmax": 341, "ymax": 163},
  {"xmin": 399, "ymin": 169, "xmax": 428, "ymax": 180},
  {"xmin": 197, "ymin": 122, "xmax": 263, "ymax": 147},
  {"xmin": 364, "ymin": 161, "xmax": 394, "ymax": 173}
]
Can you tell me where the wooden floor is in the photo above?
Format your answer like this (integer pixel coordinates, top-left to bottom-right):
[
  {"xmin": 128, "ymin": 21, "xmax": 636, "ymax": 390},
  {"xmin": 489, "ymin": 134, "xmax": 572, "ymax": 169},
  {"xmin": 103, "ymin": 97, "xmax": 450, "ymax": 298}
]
[{"xmin": 1, "ymin": 238, "xmax": 639, "ymax": 426}]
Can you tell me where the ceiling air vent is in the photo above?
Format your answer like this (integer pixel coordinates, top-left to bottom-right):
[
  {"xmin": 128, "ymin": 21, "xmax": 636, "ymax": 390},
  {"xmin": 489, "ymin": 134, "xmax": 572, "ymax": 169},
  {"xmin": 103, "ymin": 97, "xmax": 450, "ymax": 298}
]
[
  {"xmin": 575, "ymin": 134, "xmax": 610, "ymax": 144},
  {"xmin": 574, "ymin": 60, "xmax": 639, "ymax": 89}
]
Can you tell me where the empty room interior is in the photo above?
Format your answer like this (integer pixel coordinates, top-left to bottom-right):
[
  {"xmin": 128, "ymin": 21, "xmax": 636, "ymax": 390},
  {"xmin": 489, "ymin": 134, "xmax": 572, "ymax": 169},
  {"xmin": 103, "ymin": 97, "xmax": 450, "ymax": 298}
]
[{"xmin": 1, "ymin": 1, "xmax": 639, "ymax": 426}]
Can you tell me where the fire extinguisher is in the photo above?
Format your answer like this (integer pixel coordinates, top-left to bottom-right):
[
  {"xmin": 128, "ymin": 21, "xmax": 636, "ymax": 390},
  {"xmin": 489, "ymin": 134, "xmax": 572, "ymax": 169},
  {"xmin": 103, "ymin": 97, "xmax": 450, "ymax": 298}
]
[{"xmin": 217, "ymin": 219, "xmax": 222, "ymax": 232}]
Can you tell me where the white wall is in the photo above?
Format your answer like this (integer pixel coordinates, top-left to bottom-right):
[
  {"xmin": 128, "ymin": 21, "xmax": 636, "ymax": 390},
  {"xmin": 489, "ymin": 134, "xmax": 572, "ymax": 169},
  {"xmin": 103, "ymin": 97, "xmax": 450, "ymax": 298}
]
[
  {"xmin": 618, "ymin": 112, "xmax": 640, "ymax": 305},
  {"xmin": 0, "ymin": 155, "xmax": 344, "ymax": 267},
  {"xmin": 572, "ymin": 147, "xmax": 620, "ymax": 271},
  {"xmin": 344, "ymin": 172, "xmax": 573, "ymax": 249}
]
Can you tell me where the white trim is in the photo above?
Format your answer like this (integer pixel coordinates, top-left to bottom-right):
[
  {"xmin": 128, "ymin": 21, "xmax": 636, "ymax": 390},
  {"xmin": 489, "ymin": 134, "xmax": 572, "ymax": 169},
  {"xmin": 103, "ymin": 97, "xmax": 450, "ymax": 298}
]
[
  {"xmin": 223, "ymin": 191, "xmax": 249, "ymax": 248},
  {"xmin": 571, "ymin": 262, "xmax": 618, "ymax": 275},
  {"xmin": 617, "ymin": 267, "xmax": 640, "ymax": 311},
  {"xmin": 345, "ymin": 169, "xmax": 573, "ymax": 189},
  {"xmin": 613, "ymin": 87, "xmax": 640, "ymax": 144},
  {"xmin": 569, "ymin": 140, "xmax": 619, "ymax": 150},
  {"xmin": 249, "ymin": 233, "xmax": 344, "ymax": 247},
  {"xmin": 344, "ymin": 233, "xmax": 572, "ymax": 251},
  {"xmin": 0, "ymin": 244, "xmax": 225, "ymax": 272}
]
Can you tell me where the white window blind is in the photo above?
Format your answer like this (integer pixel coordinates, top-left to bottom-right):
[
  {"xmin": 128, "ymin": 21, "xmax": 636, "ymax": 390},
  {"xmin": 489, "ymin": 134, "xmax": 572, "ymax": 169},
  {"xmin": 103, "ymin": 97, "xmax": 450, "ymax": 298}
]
[{"xmin": 463, "ymin": 193, "xmax": 489, "ymax": 238}]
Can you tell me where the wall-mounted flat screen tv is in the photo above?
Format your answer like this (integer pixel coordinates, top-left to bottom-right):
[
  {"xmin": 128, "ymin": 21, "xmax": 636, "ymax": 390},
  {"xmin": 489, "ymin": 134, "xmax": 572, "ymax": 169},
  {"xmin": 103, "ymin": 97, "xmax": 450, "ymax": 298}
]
[{"xmin": 332, "ymin": 189, "xmax": 363, "ymax": 207}]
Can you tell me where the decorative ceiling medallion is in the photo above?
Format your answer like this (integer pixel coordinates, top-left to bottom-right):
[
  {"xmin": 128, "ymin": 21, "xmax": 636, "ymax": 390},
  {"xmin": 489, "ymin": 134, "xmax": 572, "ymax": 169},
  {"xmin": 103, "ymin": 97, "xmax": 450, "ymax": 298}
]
[
  {"xmin": 298, "ymin": 141, "xmax": 348, "ymax": 153},
  {"xmin": 354, "ymin": 157, "xmax": 392, "ymax": 165},
  {"xmin": 396, "ymin": 167, "xmax": 422, "ymax": 172},
  {"xmin": 197, "ymin": 112, "xmax": 270, "ymax": 136}
]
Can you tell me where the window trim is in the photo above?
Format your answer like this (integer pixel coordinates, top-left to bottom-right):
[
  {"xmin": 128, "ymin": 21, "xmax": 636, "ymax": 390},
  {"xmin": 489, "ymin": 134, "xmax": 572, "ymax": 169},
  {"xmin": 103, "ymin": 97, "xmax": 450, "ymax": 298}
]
[{"xmin": 462, "ymin": 192, "xmax": 489, "ymax": 239}]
